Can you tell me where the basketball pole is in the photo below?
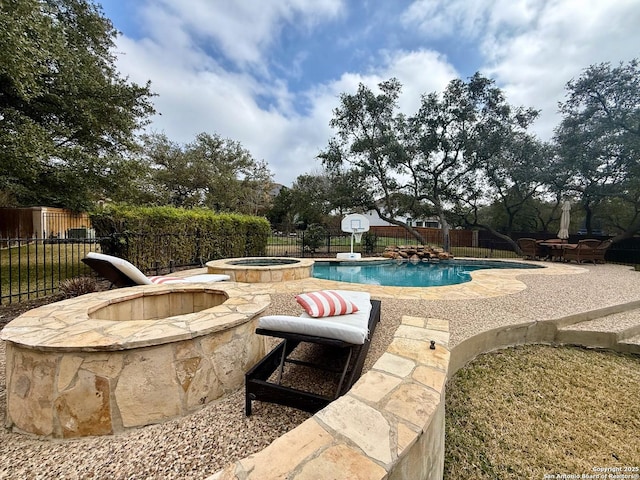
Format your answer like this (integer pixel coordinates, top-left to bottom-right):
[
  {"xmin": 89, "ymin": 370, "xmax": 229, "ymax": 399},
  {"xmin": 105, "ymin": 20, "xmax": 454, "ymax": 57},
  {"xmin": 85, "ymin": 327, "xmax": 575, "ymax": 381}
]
[{"xmin": 350, "ymin": 227, "xmax": 361, "ymax": 256}]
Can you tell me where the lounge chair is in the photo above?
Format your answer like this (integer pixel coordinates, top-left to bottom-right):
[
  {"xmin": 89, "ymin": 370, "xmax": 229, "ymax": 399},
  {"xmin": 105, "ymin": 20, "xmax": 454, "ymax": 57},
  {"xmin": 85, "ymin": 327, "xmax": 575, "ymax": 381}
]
[
  {"xmin": 563, "ymin": 239, "xmax": 612, "ymax": 264},
  {"xmin": 245, "ymin": 290, "xmax": 381, "ymax": 415},
  {"xmin": 517, "ymin": 238, "xmax": 543, "ymax": 260},
  {"xmin": 81, "ymin": 252, "xmax": 230, "ymax": 287}
]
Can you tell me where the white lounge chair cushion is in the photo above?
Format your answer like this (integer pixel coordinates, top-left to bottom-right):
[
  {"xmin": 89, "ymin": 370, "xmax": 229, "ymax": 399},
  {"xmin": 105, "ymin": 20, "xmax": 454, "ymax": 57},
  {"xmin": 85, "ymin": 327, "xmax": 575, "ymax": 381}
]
[
  {"xmin": 86, "ymin": 252, "xmax": 230, "ymax": 284},
  {"xmin": 147, "ymin": 274, "xmax": 231, "ymax": 284},
  {"xmin": 259, "ymin": 290, "xmax": 372, "ymax": 344},
  {"xmin": 295, "ymin": 290, "xmax": 359, "ymax": 317},
  {"xmin": 87, "ymin": 252, "xmax": 152, "ymax": 284},
  {"xmin": 176, "ymin": 273, "xmax": 230, "ymax": 283}
]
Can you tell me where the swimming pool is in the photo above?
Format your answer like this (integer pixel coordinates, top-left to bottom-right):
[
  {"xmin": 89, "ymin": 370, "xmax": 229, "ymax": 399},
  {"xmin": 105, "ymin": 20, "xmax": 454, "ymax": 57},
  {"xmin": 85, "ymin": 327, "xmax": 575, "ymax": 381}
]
[{"xmin": 312, "ymin": 259, "xmax": 542, "ymax": 287}]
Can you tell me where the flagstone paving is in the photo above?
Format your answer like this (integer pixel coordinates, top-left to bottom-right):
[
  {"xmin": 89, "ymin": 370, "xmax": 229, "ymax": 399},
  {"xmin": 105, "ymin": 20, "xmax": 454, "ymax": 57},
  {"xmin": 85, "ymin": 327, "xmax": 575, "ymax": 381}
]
[{"xmin": 2, "ymin": 258, "xmax": 640, "ymax": 478}]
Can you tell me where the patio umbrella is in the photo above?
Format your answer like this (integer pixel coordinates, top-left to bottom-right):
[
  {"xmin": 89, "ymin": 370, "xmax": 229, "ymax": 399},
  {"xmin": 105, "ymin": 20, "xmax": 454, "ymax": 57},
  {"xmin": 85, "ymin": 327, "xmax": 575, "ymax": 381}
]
[{"xmin": 558, "ymin": 201, "xmax": 571, "ymax": 240}]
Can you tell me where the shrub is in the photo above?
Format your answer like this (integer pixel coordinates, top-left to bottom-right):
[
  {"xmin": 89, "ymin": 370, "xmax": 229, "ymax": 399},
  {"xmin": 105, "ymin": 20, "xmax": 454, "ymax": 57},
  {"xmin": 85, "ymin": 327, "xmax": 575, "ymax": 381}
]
[
  {"xmin": 59, "ymin": 276, "xmax": 98, "ymax": 298},
  {"xmin": 361, "ymin": 232, "xmax": 379, "ymax": 254},
  {"xmin": 90, "ymin": 205, "xmax": 270, "ymax": 269},
  {"xmin": 301, "ymin": 224, "xmax": 327, "ymax": 253}
]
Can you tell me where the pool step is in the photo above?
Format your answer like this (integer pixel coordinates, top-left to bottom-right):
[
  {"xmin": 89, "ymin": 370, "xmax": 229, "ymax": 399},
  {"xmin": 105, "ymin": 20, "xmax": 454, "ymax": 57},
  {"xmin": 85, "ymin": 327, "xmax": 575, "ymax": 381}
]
[{"xmin": 557, "ymin": 309, "xmax": 640, "ymax": 354}]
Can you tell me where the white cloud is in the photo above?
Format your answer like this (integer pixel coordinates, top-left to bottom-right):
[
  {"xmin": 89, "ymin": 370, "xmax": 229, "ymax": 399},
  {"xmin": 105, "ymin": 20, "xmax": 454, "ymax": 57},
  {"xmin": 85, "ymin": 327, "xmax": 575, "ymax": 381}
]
[
  {"xmin": 115, "ymin": 4, "xmax": 459, "ymax": 186},
  {"xmin": 402, "ymin": 0, "xmax": 640, "ymax": 139},
  {"xmin": 402, "ymin": 0, "xmax": 541, "ymax": 40},
  {"xmin": 307, "ymin": 49, "xmax": 457, "ymax": 118},
  {"xmin": 480, "ymin": 0, "xmax": 640, "ymax": 138},
  {"xmin": 144, "ymin": 0, "xmax": 344, "ymax": 71},
  {"xmin": 108, "ymin": 0, "xmax": 640, "ymax": 187},
  {"xmin": 112, "ymin": 0, "xmax": 351, "ymax": 186},
  {"xmin": 241, "ymin": 49, "xmax": 459, "ymax": 184},
  {"xmin": 380, "ymin": 50, "xmax": 458, "ymax": 112},
  {"xmin": 277, "ymin": 49, "xmax": 459, "ymax": 179}
]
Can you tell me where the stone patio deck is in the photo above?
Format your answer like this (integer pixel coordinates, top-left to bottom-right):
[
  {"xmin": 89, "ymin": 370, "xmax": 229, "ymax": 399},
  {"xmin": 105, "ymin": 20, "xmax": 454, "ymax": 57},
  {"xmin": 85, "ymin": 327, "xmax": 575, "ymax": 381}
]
[
  {"xmin": 2, "ymin": 258, "xmax": 640, "ymax": 479},
  {"xmin": 208, "ymin": 259, "xmax": 640, "ymax": 479}
]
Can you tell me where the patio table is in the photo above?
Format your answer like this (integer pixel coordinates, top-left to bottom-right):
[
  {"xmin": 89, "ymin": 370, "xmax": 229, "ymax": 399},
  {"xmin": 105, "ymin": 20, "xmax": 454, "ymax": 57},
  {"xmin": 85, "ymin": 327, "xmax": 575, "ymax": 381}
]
[{"xmin": 538, "ymin": 242, "xmax": 577, "ymax": 261}]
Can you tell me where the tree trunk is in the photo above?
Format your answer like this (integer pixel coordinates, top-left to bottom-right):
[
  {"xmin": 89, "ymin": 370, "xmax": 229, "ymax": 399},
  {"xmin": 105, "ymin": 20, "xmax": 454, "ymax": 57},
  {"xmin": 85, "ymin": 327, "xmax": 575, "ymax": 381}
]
[
  {"xmin": 475, "ymin": 223, "xmax": 522, "ymax": 255},
  {"xmin": 435, "ymin": 203, "xmax": 450, "ymax": 252},
  {"xmin": 374, "ymin": 208, "xmax": 427, "ymax": 244},
  {"xmin": 441, "ymin": 216, "xmax": 451, "ymax": 252},
  {"xmin": 609, "ymin": 214, "xmax": 640, "ymax": 243}
]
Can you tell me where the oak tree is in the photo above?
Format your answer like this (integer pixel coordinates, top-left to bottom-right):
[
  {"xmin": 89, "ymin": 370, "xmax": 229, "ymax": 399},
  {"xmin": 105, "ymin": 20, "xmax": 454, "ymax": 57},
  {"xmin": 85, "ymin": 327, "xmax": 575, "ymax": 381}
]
[{"xmin": 0, "ymin": 0, "xmax": 155, "ymax": 209}]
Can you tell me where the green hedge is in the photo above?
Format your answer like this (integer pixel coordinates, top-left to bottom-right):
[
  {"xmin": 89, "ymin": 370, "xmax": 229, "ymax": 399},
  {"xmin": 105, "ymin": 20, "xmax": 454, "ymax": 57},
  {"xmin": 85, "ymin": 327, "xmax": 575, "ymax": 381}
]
[{"xmin": 90, "ymin": 206, "xmax": 270, "ymax": 270}]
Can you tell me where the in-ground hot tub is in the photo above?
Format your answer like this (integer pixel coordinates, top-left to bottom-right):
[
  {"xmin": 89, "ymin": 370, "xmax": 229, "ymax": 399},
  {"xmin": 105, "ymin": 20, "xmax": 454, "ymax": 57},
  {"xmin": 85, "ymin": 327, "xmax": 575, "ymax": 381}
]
[
  {"xmin": 207, "ymin": 257, "xmax": 314, "ymax": 283},
  {"xmin": 0, "ymin": 283, "xmax": 270, "ymax": 438}
]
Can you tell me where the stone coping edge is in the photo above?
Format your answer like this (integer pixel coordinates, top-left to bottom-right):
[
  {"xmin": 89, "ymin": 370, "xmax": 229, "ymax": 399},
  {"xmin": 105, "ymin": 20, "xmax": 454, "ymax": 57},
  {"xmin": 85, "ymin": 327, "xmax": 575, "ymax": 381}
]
[
  {"xmin": 207, "ymin": 257, "xmax": 315, "ymax": 271},
  {"xmin": 210, "ymin": 315, "xmax": 450, "ymax": 480},
  {"xmin": 0, "ymin": 282, "xmax": 272, "ymax": 352},
  {"xmin": 448, "ymin": 299, "xmax": 640, "ymax": 377},
  {"xmin": 209, "ymin": 298, "xmax": 640, "ymax": 480}
]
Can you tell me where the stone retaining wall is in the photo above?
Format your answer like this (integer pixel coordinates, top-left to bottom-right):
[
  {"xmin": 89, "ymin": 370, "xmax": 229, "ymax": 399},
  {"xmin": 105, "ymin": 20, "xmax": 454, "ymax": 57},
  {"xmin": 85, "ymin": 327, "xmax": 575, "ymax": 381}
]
[
  {"xmin": 448, "ymin": 299, "xmax": 640, "ymax": 377},
  {"xmin": 1, "ymin": 283, "xmax": 271, "ymax": 438},
  {"xmin": 210, "ymin": 300, "xmax": 640, "ymax": 480},
  {"xmin": 211, "ymin": 315, "xmax": 450, "ymax": 480}
]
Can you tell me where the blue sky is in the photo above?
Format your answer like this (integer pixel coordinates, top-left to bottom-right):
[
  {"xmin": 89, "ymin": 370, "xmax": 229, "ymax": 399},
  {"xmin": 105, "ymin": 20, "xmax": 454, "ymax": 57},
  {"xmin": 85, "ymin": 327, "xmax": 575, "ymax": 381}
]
[{"xmin": 100, "ymin": 0, "xmax": 640, "ymax": 186}]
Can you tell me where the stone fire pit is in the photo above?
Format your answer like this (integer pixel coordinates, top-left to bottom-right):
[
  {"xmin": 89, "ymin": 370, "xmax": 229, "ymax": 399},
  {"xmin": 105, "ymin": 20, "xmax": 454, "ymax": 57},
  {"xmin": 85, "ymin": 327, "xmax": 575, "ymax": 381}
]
[{"xmin": 0, "ymin": 283, "xmax": 270, "ymax": 438}]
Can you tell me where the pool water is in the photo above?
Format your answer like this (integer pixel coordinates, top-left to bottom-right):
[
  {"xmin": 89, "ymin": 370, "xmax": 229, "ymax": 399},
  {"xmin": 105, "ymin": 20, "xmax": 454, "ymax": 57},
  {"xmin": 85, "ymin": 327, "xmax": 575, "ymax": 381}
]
[{"xmin": 312, "ymin": 259, "xmax": 541, "ymax": 287}]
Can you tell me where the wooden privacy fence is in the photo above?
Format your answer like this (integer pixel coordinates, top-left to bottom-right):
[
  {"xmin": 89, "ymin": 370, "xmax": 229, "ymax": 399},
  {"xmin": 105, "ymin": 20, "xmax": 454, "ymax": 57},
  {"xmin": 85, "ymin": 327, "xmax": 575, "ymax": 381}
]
[
  {"xmin": 368, "ymin": 226, "xmax": 476, "ymax": 246},
  {"xmin": 0, "ymin": 207, "xmax": 93, "ymax": 241}
]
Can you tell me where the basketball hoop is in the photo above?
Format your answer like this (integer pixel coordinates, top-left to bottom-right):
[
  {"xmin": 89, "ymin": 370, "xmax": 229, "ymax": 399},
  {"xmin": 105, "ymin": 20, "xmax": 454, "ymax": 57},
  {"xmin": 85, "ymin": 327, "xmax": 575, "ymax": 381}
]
[{"xmin": 339, "ymin": 213, "xmax": 370, "ymax": 259}]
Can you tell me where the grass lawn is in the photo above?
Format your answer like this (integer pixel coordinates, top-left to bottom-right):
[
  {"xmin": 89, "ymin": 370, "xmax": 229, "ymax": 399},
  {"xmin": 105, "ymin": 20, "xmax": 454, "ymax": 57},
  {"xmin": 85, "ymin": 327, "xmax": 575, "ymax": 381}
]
[
  {"xmin": 445, "ymin": 345, "xmax": 640, "ymax": 479},
  {"xmin": 0, "ymin": 242, "xmax": 94, "ymax": 303}
]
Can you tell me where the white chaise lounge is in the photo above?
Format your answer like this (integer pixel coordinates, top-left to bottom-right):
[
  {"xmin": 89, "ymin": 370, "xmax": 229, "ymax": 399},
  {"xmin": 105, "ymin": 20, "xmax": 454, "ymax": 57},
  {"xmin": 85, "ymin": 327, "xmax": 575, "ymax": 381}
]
[
  {"xmin": 82, "ymin": 252, "xmax": 230, "ymax": 287},
  {"xmin": 245, "ymin": 290, "xmax": 381, "ymax": 415}
]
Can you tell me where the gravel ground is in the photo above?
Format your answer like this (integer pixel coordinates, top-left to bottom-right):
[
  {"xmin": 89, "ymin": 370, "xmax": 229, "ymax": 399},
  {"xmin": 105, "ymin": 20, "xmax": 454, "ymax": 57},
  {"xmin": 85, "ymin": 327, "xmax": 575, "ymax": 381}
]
[
  {"xmin": 1, "ymin": 263, "xmax": 640, "ymax": 479},
  {"xmin": 559, "ymin": 309, "xmax": 640, "ymax": 332}
]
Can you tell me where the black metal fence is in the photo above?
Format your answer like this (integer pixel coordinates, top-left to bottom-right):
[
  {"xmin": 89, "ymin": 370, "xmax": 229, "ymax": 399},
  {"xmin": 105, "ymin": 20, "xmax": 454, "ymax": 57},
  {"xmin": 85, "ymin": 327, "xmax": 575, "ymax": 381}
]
[
  {"xmin": 268, "ymin": 229, "xmax": 492, "ymax": 258},
  {"xmin": 2, "ymin": 230, "xmax": 640, "ymax": 305},
  {"xmin": 1, "ymin": 237, "xmax": 95, "ymax": 304},
  {"xmin": 0, "ymin": 231, "xmax": 249, "ymax": 305}
]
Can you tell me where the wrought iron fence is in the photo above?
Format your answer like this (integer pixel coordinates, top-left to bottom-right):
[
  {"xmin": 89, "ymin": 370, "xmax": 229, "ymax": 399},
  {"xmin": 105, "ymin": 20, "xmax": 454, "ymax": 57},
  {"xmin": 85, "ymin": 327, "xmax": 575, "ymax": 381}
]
[
  {"xmin": 2, "ymin": 229, "xmax": 640, "ymax": 305},
  {"xmin": 0, "ymin": 231, "xmax": 240, "ymax": 304},
  {"xmin": 0, "ymin": 237, "xmax": 97, "ymax": 304},
  {"xmin": 267, "ymin": 229, "xmax": 515, "ymax": 259}
]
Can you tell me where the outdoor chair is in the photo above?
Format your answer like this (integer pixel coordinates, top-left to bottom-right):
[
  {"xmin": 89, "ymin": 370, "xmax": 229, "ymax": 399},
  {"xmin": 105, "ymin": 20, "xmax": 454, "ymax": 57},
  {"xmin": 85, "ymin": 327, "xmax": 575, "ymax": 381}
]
[
  {"xmin": 517, "ymin": 238, "xmax": 543, "ymax": 260},
  {"xmin": 245, "ymin": 290, "xmax": 381, "ymax": 415},
  {"xmin": 563, "ymin": 239, "xmax": 611, "ymax": 264},
  {"xmin": 81, "ymin": 252, "xmax": 230, "ymax": 288}
]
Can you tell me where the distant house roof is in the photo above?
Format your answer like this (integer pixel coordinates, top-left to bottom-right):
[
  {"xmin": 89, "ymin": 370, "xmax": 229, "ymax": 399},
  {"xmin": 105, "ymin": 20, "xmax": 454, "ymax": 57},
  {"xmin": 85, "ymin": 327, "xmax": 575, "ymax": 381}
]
[
  {"xmin": 269, "ymin": 183, "xmax": 285, "ymax": 196},
  {"xmin": 362, "ymin": 209, "xmax": 441, "ymax": 228}
]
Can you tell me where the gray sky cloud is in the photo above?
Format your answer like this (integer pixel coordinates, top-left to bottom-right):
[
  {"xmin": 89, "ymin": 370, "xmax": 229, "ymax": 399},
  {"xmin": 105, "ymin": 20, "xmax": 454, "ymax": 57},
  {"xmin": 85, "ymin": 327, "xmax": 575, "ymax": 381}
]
[{"xmin": 104, "ymin": 0, "xmax": 640, "ymax": 185}]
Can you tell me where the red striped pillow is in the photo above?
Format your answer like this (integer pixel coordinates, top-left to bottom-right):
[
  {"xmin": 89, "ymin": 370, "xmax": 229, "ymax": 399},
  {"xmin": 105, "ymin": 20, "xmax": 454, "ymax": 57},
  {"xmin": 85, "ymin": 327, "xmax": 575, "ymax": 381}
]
[
  {"xmin": 148, "ymin": 276, "xmax": 185, "ymax": 284},
  {"xmin": 295, "ymin": 290, "xmax": 359, "ymax": 318}
]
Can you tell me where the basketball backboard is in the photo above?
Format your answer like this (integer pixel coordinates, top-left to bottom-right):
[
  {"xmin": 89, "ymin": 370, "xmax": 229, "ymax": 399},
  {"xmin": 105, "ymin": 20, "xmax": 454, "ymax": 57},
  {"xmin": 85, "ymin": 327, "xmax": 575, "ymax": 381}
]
[{"xmin": 341, "ymin": 213, "xmax": 370, "ymax": 233}]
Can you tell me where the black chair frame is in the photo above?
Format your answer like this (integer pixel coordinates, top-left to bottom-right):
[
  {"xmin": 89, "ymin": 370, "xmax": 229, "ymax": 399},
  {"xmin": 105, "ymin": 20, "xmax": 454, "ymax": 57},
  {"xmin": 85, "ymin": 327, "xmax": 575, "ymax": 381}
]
[
  {"xmin": 81, "ymin": 257, "xmax": 138, "ymax": 288},
  {"xmin": 245, "ymin": 299, "xmax": 381, "ymax": 415}
]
